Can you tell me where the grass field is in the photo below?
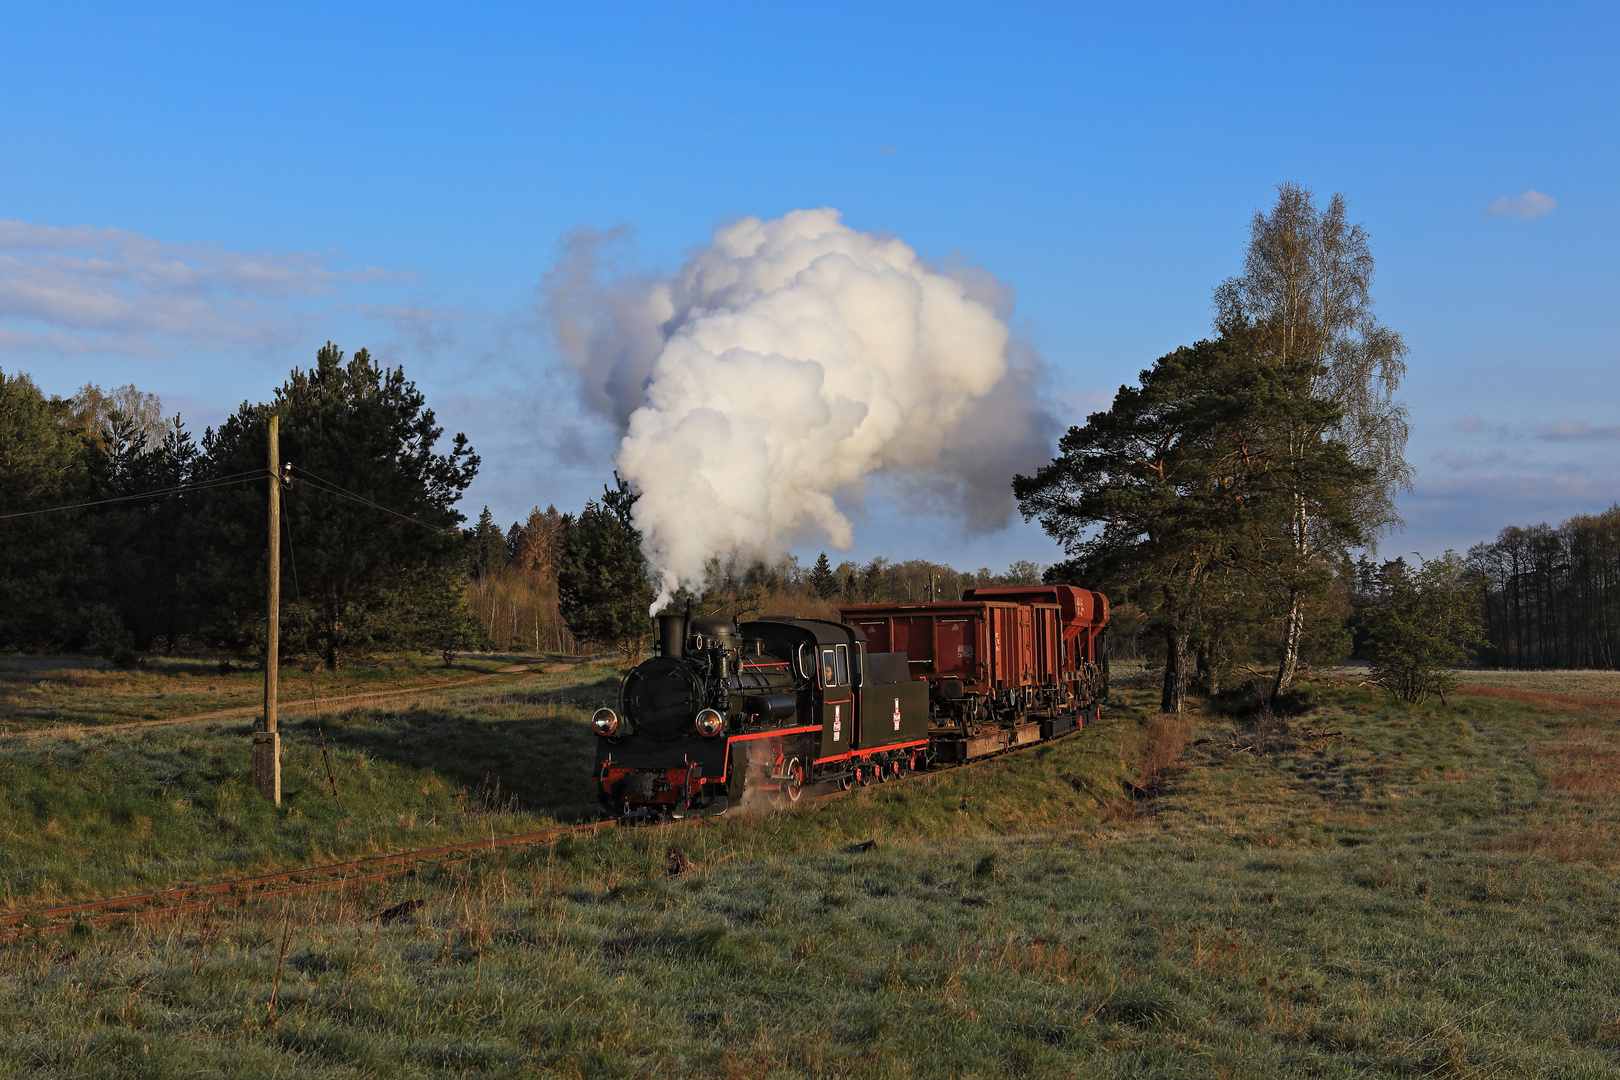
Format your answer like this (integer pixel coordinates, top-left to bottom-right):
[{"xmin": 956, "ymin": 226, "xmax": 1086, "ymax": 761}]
[{"xmin": 1, "ymin": 661, "xmax": 1619, "ymax": 1077}]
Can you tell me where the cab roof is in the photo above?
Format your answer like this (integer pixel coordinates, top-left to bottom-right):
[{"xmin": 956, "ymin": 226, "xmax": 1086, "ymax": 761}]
[{"xmin": 746, "ymin": 616, "xmax": 867, "ymax": 646}]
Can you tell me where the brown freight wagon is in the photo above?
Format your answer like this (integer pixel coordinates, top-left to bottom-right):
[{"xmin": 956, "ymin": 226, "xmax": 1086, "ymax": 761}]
[
  {"xmin": 840, "ymin": 585, "xmax": 1109, "ymax": 763},
  {"xmin": 960, "ymin": 585, "xmax": 1111, "ymax": 676}
]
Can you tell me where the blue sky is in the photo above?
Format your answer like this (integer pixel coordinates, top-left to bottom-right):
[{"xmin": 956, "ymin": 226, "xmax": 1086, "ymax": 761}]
[{"xmin": 3, "ymin": 1, "xmax": 1616, "ymax": 570}]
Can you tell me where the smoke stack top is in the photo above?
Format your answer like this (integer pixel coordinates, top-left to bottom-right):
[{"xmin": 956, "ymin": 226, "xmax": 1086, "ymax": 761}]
[{"xmin": 546, "ymin": 208, "xmax": 1056, "ymax": 614}]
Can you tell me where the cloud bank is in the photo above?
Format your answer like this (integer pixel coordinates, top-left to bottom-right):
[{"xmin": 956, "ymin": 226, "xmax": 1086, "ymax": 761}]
[
  {"xmin": 543, "ymin": 207, "xmax": 1059, "ymax": 611},
  {"xmin": 0, "ymin": 219, "xmax": 400, "ymax": 357}
]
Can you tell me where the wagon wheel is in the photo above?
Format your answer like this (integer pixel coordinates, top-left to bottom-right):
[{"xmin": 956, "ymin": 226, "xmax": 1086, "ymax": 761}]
[{"xmin": 783, "ymin": 758, "xmax": 805, "ymax": 803}]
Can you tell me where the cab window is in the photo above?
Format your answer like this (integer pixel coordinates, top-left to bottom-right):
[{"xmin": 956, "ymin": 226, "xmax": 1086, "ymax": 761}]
[
  {"xmin": 821, "ymin": 647, "xmax": 837, "ymax": 686},
  {"xmin": 834, "ymin": 645, "xmax": 850, "ymax": 686}
]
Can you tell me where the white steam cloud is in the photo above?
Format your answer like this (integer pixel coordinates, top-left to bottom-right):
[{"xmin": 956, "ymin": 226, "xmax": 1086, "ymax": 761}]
[{"xmin": 543, "ymin": 208, "xmax": 1057, "ymax": 613}]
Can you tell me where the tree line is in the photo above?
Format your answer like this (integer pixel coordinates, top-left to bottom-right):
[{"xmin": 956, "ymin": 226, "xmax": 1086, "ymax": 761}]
[
  {"xmin": 0, "ymin": 345, "xmax": 483, "ymax": 668},
  {"xmin": 0, "ymin": 349, "xmax": 1054, "ymax": 669},
  {"xmin": 1, "ymin": 187, "xmax": 1545, "ymax": 695},
  {"xmin": 1465, "ymin": 505, "xmax": 1620, "ymax": 669},
  {"xmin": 517, "ymin": 470, "xmax": 1050, "ymax": 663}
]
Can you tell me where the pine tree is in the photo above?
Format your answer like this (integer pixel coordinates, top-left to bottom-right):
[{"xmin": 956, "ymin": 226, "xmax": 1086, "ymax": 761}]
[
  {"xmin": 468, "ymin": 506, "xmax": 509, "ymax": 579},
  {"xmin": 191, "ymin": 343, "xmax": 479, "ymax": 669},
  {"xmin": 0, "ymin": 369, "xmax": 103, "ymax": 650},
  {"xmin": 557, "ymin": 474, "xmax": 654, "ymax": 661},
  {"xmin": 809, "ymin": 551, "xmax": 837, "ymax": 598},
  {"xmin": 1015, "ymin": 334, "xmax": 1369, "ymax": 712}
]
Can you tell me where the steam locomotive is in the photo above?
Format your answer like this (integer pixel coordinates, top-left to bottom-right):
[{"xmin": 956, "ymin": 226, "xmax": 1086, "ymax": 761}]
[{"xmin": 590, "ymin": 585, "xmax": 1110, "ymax": 819}]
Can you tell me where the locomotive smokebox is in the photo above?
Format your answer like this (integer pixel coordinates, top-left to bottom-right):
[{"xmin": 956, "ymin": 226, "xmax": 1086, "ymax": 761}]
[{"xmin": 657, "ymin": 614, "xmax": 687, "ymax": 660}]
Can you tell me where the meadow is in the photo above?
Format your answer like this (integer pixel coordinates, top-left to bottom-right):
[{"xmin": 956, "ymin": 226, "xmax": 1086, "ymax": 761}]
[{"xmin": 0, "ymin": 659, "xmax": 1617, "ymax": 1078}]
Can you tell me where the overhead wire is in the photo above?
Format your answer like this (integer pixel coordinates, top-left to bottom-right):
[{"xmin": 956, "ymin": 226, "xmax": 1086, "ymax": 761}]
[
  {"xmin": 288, "ymin": 465, "xmax": 456, "ymax": 534},
  {"xmin": 0, "ymin": 469, "xmax": 269, "ymax": 521},
  {"xmin": 281, "ymin": 484, "xmax": 301, "ymax": 603}
]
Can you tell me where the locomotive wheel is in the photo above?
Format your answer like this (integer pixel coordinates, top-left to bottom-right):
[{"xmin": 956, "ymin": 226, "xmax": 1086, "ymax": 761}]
[{"xmin": 784, "ymin": 759, "xmax": 805, "ymax": 803}]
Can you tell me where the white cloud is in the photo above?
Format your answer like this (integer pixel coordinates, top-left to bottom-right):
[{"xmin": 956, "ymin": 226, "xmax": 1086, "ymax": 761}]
[
  {"xmin": 1535, "ymin": 419, "xmax": 1620, "ymax": 441},
  {"xmin": 1450, "ymin": 413, "xmax": 1620, "ymax": 441},
  {"xmin": 0, "ymin": 219, "xmax": 404, "ymax": 358},
  {"xmin": 1481, "ymin": 190, "xmax": 1557, "ymax": 220}
]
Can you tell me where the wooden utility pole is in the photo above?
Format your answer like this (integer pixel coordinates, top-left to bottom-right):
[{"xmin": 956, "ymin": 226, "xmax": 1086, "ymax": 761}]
[{"xmin": 252, "ymin": 415, "xmax": 282, "ymax": 805}]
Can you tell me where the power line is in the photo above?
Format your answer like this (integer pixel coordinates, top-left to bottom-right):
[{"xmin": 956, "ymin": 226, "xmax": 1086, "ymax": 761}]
[
  {"xmin": 289, "ymin": 465, "xmax": 456, "ymax": 535},
  {"xmin": 0, "ymin": 469, "xmax": 269, "ymax": 521},
  {"xmin": 282, "ymin": 486, "xmax": 302, "ymax": 603},
  {"xmin": 0, "ymin": 461, "xmax": 461, "ymax": 539}
]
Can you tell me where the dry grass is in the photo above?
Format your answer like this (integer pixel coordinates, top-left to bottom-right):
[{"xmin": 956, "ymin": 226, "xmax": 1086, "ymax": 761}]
[
  {"xmin": 1456, "ymin": 668, "xmax": 1620, "ymax": 698},
  {"xmin": 1484, "ymin": 717, "xmax": 1620, "ymax": 865},
  {"xmin": 1134, "ymin": 714, "xmax": 1194, "ymax": 793},
  {"xmin": 0, "ymin": 652, "xmax": 571, "ymax": 733},
  {"xmin": 1456, "ymin": 684, "xmax": 1620, "ymax": 712},
  {"xmin": 1539, "ymin": 725, "xmax": 1620, "ymax": 797},
  {"xmin": 1490, "ymin": 820, "xmax": 1620, "ymax": 864}
]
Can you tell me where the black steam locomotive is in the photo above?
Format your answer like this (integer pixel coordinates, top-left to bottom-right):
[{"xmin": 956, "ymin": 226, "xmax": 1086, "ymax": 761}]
[
  {"xmin": 592, "ymin": 589, "xmax": 1109, "ymax": 819},
  {"xmin": 592, "ymin": 614, "xmax": 929, "ymax": 818}
]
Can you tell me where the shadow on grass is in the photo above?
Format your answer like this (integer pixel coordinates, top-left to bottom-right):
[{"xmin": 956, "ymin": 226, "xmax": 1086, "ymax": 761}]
[{"xmin": 302, "ymin": 706, "xmax": 602, "ymax": 821}]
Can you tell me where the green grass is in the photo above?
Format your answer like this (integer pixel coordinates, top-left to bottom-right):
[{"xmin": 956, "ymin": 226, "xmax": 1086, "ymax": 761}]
[
  {"xmin": 0, "ymin": 666, "xmax": 625, "ymax": 907},
  {"xmin": 2, "ymin": 673, "xmax": 1620, "ymax": 1077}
]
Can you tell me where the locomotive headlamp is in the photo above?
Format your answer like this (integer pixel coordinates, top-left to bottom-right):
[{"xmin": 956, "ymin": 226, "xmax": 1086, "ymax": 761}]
[
  {"xmin": 694, "ymin": 709, "xmax": 724, "ymax": 737},
  {"xmin": 591, "ymin": 708, "xmax": 620, "ymax": 737}
]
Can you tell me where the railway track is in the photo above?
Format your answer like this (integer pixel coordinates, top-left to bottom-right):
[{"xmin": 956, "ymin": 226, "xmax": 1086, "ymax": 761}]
[
  {"xmin": 0, "ymin": 711, "xmax": 1099, "ymax": 943},
  {"xmin": 0, "ymin": 819, "xmax": 618, "ymax": 943}
]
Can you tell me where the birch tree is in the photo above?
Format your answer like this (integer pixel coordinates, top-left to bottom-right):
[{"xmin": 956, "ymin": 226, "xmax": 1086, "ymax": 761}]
[{"xmin": 1215, "ymin": 183, "xmax": 1411, "ymax": 701}]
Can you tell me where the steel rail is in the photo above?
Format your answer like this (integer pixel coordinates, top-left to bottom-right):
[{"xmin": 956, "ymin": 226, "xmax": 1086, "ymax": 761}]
[{"xmin": 0, "ymin": 818, "xmax": 617, "ymax": 942}]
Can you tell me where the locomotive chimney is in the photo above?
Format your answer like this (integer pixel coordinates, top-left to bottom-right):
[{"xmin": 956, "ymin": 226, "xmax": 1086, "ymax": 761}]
[{"xmin": 658, "ymin": 614, "xmax": 686, "ymax": 660}]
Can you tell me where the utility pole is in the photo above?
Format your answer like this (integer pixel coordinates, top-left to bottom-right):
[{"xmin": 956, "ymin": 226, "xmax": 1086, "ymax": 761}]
[{"xmin": 252, "ymin": 415, "xmax": 282, "ymax": 805}]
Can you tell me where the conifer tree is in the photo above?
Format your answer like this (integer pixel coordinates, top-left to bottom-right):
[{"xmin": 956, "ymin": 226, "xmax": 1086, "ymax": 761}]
[
  {"xmin": 468, "ymin": 506, "xmax": 509, "ymax": 579},
  {"xmin": 0, "ymin": 369, "xmax": 102, "ymax": 650},
  {"xmin": 808, "ymin": 551, "xmax": 837, "ymax": 598},
  {"xmin": 1015, "ymin": 334, "xmax": 1369, "ymax": 712},
  {"xmin": 192, "ymin": 343, "xmax": 480, "ymax": 668},
  {"xmin": 557, "ymin": 474, "xmax": 654, "ymax": 661}
]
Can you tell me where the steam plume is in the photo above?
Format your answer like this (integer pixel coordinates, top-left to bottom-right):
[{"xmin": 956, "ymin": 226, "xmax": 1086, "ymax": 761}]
[{"xmin": 543, "ymin": 208, "xmax": 1057, "ymax": 613}]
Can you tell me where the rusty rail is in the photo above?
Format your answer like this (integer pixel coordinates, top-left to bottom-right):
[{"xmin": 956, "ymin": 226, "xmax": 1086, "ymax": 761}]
[{"xmin": 0, "ymin": 818, "xmax": 617, "ymax": 941}]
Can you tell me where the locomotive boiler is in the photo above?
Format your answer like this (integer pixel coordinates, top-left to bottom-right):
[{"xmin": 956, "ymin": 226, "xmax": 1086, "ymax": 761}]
[{"xmin": 592, "ymin": 587, "xmax": 1109, "ymax": 820}]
